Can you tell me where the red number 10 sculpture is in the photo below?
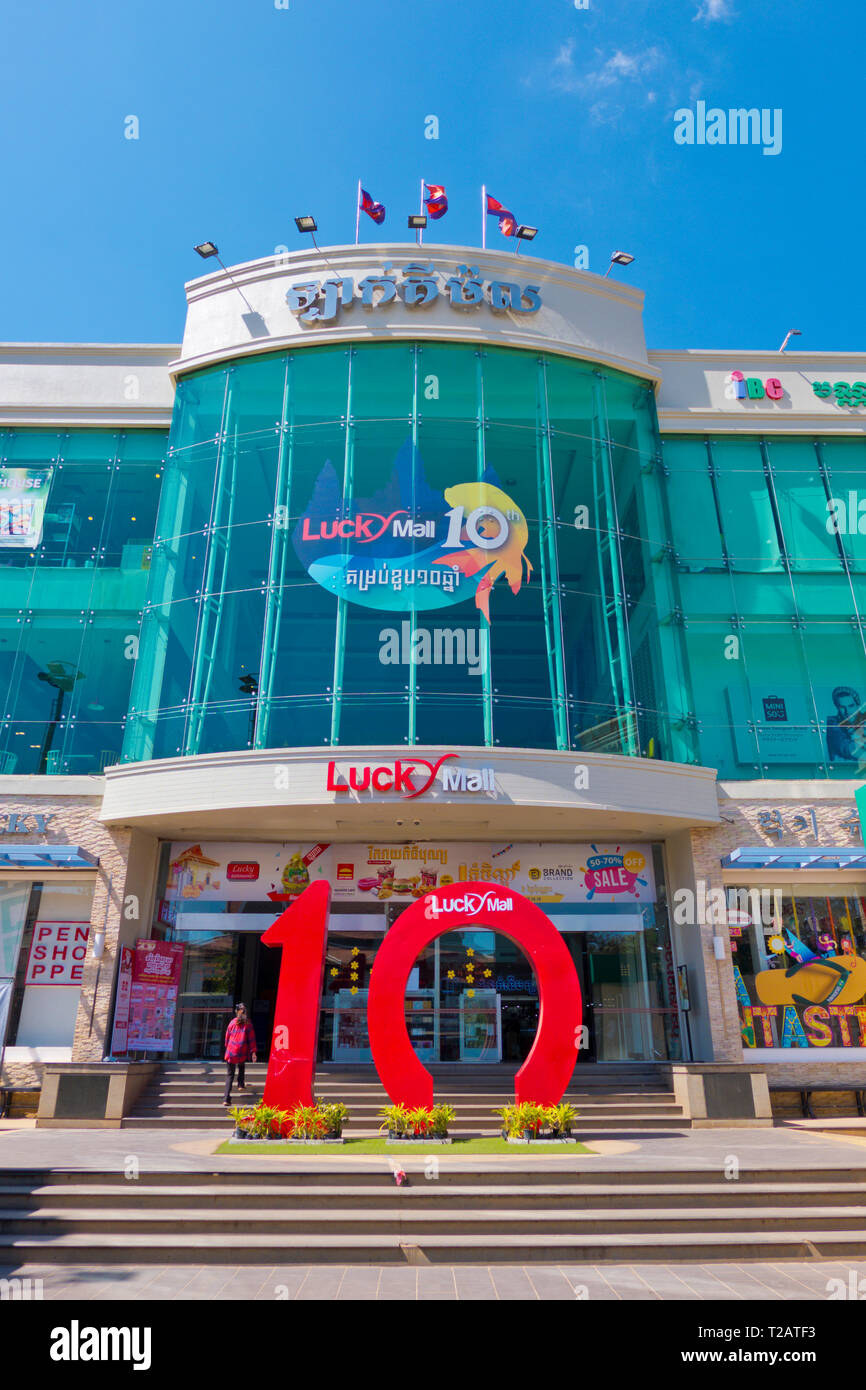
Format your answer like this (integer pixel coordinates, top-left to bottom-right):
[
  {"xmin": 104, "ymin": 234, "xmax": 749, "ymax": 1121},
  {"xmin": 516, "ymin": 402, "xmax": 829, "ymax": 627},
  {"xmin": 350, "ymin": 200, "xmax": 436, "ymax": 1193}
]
[{"xmin": 262, "ymin": 879, "xmax": 582, "ymax": 1110}]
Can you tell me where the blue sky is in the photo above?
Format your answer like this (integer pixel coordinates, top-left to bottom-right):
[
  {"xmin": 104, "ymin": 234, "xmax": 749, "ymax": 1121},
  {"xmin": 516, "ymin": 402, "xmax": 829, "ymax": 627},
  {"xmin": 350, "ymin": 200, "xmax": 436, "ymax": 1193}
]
[{"xmin": 0, "ymin": 0, "xmax": 861, "ymax": 350}]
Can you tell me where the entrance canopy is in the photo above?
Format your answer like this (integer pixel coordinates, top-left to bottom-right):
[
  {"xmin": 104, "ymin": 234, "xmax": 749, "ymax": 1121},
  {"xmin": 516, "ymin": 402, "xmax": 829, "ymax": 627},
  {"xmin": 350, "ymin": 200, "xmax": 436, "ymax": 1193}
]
[
  {"xmin": 722, "ymin": 846, "xmax": 866, "ymax": 871},
  {"xmin": 0, "ymin": 844, "xmax": 98, "ymax": 869}
]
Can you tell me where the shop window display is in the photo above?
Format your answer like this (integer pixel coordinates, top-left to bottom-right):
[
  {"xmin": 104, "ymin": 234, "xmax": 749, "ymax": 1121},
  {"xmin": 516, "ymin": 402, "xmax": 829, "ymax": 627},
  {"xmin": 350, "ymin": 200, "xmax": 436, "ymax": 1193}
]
[{"xmin": 730, "ymin": 888, "xmax": 866, "ymax": 1049}]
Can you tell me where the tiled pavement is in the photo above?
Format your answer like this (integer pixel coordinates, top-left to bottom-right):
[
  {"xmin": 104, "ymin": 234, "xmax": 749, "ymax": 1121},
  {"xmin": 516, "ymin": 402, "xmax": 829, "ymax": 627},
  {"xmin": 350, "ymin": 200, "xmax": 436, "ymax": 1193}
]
[
  {"xmin": 2, "ymin": 1260, "xmax": 865, "ymax": 1300},
  {"xmin": 1, "ymin": 1123, "xmax": 865, "ymax": 1172}
]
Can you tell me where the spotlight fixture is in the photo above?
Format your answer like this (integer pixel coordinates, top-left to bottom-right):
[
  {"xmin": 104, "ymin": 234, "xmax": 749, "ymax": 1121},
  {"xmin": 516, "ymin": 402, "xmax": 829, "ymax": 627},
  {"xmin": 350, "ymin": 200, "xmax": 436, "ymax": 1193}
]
[
  {"xmin": 604, "ymin": 250, "xmax": 635, "ymax": 278},
  {"xmin": 407, "ymin": 215, "xmax": 427, "ymax": 229},
  {"xmin": 513, "ymin": 224, "xmax": 538, "ymax": 256},
  {"xmin": 294, "ymin": 215, "xmax": 318, "ymax": 234},
  {"xmin": 778, "ymin": 329, "xmax": 802, "ymax": 353},
  {"xmin": 193, "ymin": 242, "xmax": 219, "ymax": 259}
]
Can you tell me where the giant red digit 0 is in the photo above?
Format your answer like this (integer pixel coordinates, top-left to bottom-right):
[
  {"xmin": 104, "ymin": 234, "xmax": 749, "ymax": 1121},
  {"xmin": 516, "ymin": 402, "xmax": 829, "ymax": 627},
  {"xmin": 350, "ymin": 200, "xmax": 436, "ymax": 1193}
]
[{"xmin": 366, "ymin": 882, "xmax": 582, "ymax": 1108}]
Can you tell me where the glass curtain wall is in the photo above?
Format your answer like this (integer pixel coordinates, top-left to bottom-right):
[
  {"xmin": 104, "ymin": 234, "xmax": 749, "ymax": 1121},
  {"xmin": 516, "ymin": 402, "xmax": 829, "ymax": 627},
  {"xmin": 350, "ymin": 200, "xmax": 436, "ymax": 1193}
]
[
  {"xmin": 0, "ymin": 429, "xmax": 167, "ymax": 774},
  {"xmin": 123, "ymin": 343, "xmax": 694, "ymax": 761},
  {"xmin": 663, "ymin": 435, "xmax": 866, "ymax": 779}
]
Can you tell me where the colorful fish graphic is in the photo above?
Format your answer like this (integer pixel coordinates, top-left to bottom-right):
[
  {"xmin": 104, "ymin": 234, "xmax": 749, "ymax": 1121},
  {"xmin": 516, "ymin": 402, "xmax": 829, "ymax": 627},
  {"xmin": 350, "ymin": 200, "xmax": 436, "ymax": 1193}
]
[{"xmin": 433, "ymin": 481, "xmax": 532, "ymax": 622}]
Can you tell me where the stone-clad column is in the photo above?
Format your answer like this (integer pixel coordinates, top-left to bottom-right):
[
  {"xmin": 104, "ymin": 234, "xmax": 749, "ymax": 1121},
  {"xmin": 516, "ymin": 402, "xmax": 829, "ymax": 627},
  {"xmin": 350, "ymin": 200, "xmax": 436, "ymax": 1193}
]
[
  {"xmin": 688, "ymin": 826, "xmax": 745, "ymax": 1062},
  {"xmin": 71, "ymin": 828, "xmax": 160, "ymax": 1063}
]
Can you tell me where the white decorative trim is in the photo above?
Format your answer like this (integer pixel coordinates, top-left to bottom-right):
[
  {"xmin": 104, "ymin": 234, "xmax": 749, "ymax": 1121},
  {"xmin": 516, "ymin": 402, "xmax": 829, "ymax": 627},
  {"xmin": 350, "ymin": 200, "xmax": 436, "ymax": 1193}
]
[
  {"xmin": 0, "ymin": 775, "xmax": 104, "ymax": 797},
  {"xmin": 3, "ymin": 1047, "xmax": 73, "ymax": 1062}
]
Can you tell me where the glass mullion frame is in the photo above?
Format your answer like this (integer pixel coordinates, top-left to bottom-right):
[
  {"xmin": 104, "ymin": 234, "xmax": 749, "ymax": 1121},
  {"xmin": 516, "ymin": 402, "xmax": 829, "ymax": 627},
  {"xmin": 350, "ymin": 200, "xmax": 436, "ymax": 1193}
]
[
  {"xmin": 329, "ymin": 350, "xmax": 355, "ymax": 746},
  {"xmin": 255, "ymin": 357, "xmax": 292, "ymax": 749},
  {"xmin": 759, "ymin": 439, "xmax": 827, "ymax": 777},
  {"xmin": 183, "ymin": 372, "xmax": 235, "ymax": 755},
  {"xmin": 591, "ymin": 372, "xmax": 637, "ymax": 755}
]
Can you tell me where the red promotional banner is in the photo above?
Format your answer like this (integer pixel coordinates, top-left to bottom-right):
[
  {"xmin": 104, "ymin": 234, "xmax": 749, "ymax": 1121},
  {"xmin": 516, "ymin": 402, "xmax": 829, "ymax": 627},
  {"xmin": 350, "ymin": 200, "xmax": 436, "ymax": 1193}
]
[
  {"xmin": 126, "ymin": 940, "xmax": 185, "ymax": 1052},
  {"xmin": 110, "ymin": 945, "xmax": 135, "ymax": 1056}
]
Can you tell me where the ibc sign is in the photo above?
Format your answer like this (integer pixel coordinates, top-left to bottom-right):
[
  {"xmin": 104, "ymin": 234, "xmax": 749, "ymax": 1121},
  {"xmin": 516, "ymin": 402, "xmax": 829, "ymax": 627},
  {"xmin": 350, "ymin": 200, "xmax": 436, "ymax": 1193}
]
[{"xmin": 25, "ymin": 922, "xmax": 90, "ymax": 986}]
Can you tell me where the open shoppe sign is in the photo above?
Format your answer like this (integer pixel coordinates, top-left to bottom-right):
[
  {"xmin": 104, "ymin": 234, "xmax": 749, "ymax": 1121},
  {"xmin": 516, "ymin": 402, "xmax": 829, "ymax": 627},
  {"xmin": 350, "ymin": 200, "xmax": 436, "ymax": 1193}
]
[{"xmin": 25, "ymin": 921, "xmax": 89, "ymax": 986}]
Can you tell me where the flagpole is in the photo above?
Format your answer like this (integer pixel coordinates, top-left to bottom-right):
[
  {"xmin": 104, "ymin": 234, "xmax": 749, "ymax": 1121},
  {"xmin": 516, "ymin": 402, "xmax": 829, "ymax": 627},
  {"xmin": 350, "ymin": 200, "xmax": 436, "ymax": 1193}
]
[
  {"xmin": 481, "ymin": 185, "xmax": 487, "ymax": 250},
  {"xmin": 355, "ymin": 179, "xmax": 361, "ymax": 246},
  {"xmin": 419, "ymin": 177, "xmax": 425, "ymax": 247}
]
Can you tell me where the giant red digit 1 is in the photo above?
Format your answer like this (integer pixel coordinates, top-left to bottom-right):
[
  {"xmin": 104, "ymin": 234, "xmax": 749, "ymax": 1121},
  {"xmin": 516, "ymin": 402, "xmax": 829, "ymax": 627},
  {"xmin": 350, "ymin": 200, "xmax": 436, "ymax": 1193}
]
[
  {"xmin": 367, "ymin": 882, "xmax": 582, "ymax": 1108},
  {"xmin": 261, "ymin": 879, "xmax": 331, "ymax": 1110}
]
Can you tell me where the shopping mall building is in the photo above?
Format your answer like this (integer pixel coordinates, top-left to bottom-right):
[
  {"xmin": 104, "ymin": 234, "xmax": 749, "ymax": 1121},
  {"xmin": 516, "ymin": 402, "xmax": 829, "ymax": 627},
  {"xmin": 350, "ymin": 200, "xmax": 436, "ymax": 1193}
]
[{"xmin": 2, "ymin": 242, "xmax": 865, "ymax": 1119}]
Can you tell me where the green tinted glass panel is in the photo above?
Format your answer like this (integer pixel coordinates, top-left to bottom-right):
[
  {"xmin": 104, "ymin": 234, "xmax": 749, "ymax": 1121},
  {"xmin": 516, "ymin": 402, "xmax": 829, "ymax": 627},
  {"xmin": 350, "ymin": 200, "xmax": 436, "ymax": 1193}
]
[{"xmin": 0, "ymin": 428, "xmax": 166, "ymax": 774}]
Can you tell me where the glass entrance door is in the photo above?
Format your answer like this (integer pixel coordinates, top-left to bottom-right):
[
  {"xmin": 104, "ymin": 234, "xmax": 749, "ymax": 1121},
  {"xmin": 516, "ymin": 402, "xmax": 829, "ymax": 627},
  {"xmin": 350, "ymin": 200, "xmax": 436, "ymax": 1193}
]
[{"xmin": 585, "ymin": 929, "xmax": 660, "ymax": 1061}]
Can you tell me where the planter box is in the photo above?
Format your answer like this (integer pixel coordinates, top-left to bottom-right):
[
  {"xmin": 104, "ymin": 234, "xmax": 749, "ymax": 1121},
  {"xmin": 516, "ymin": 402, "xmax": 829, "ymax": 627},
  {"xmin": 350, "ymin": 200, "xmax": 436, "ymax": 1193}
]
[
  {"xmin": 231, "ymin": 1130, "xmax": 345, "ymax": 1145},
  {"xmin": 385, "ymin": 1136, "xmax": 453, "ymax": 1145},
  {"xmin": 506, "ymin": 1135, "xmax": 582, "ymax": 1145}
]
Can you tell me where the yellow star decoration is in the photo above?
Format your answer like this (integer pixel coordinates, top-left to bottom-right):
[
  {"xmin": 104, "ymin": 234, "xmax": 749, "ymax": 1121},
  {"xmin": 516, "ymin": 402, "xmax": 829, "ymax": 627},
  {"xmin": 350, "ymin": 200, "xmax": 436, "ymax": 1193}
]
[
  {"xmin": 351, "ymin": 947, "xmax": 360, "ymax": 956},
  {"xmin": 466, "ymin": 948, "xmax": 475, "ymax": 957},
  {"xmin": 466, "ymin": 989, "xmax": 475, "ymax": 998},
  {"xmin": 329, "ymin": 968, "xmax": 338, "ymax": 976},
  {"xmin": 350, "ymin": 985, "xmax": 359, "ymax": 995},
  {"xmin": 447, "ymin": 970, "xmax": 455, "ymax": 979},
  {"xmin": 483, "ymin": 969, "xmax": 492, "ymax": 978}
]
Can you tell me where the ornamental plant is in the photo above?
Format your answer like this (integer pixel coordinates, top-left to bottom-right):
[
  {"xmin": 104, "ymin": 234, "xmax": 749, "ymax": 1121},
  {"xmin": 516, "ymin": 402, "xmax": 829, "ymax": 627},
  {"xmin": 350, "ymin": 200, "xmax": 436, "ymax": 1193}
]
[
  {"xmin": 430, "ymin": 1103, "xmax": 456, "ymax": 1137},
  {"xmin": 378, "ymin": 1103, "xmax": 410, "ymax": 1137},
  {"xmin": 230, "ymin": 1100, "xmax": 349, "ymax": 1140},
  {"xmin": 545, "ymin": 1102, "xmax": 578, "ymax": 1136},
  {"xmin": 320, "ymin": 1102, "xmax": 349, "ymax": 1137},
  {"xmin": 291, "ymin": 1103, "xmax": 325, "ymax": 1139},
  {"xmin": 407, "ymin": 1106, "xmax": 431, "ymax": 1136},
  {"xmin": 494, "ymin": 1101, "xmax": 547, "ymax": 1139},
  {"xmin": 494, "ymin": 1104, "xmax": 517, "ymax": 1137}
]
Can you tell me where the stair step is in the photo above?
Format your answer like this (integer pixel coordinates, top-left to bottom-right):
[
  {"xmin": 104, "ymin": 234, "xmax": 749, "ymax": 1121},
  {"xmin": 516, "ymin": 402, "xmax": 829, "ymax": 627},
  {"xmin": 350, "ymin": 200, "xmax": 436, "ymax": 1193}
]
[
  {"xmin": 3, "ymin": 1182, "xmax": 866, "ymax": 1209},
  {"xmin": 5, "ymin": 1204, "xmax": 866, "ymax": 1238},
  {"xmin": 8, "ymin": 1166, "xmax": 862, "ymax": 1187},
  {"xmin": 3, "ymin": 1228, "xmax": 865, "ymax": 1265}
]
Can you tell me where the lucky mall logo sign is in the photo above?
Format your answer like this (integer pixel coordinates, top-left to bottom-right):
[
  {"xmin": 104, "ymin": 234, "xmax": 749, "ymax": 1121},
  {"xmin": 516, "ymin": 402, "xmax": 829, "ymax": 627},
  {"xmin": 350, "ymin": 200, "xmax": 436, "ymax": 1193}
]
[
  {"xmin": 293, "ymin": 441, "xmax": 532, "ymax": 624},
  {"xmin": 425, "ymin": 887, "xmax": 513, "ymax": 918},
  {"xmin": 287, "ymin": 261, "xmax": 542, "ymax": 324},
  {"xmin": 326, "ymin": 752, "xmax": 496, "ymax": 799}
]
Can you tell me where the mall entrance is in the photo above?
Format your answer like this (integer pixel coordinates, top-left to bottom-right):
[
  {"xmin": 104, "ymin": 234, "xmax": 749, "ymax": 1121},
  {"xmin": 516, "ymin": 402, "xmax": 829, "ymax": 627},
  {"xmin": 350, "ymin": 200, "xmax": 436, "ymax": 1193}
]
[
  {"xmin": 315, "ymin": 918, "xmax": 683, "ymax": 1066},
  {"xmin": 171, "ymin": 915, "xmax": 682, "ymax": 1065},
  {"xmin": 160, "ymin": 839, "xmax": 684, "ymax": 1066},
  {"xmin": 174, "ymin": 927, "xmax": 280, "ymax": 1062}
]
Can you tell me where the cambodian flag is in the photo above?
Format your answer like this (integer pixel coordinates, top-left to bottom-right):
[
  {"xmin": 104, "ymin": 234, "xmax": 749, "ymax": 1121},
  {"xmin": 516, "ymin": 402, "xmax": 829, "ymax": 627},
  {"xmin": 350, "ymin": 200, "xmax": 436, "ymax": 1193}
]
[
  {"xmin": 486, "ymin": 193, "xmax": 517, "ymax": 237},
  {"xmin": 360, "ymin": 187, "xmax": 386, "ymax": 225},
  {"xmin": 424, "ymin": 184, "xmax": 448, "ymax": 220}
]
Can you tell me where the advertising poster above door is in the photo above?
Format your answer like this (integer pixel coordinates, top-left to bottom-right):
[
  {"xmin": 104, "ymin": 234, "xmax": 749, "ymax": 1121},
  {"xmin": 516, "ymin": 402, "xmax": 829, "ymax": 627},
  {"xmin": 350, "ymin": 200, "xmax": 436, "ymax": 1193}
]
[{"xmin": 164, "ymin": 841, "xmax": 656, "ymax": 908}]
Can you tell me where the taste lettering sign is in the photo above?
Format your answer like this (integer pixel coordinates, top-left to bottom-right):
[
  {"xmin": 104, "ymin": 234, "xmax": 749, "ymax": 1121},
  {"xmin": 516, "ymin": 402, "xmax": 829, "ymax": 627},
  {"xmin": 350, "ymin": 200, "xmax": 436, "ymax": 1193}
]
[{"xmin": 25, "ymin": 922, "xmax": 90, "ymax": 986}]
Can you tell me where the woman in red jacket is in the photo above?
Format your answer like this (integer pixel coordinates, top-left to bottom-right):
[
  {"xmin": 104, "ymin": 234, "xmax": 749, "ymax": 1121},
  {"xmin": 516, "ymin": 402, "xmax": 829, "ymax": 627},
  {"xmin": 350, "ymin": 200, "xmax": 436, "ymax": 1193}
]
[{"xmin": 222, "ymin": 1003, "xmax": 258, "ymax": 1105}]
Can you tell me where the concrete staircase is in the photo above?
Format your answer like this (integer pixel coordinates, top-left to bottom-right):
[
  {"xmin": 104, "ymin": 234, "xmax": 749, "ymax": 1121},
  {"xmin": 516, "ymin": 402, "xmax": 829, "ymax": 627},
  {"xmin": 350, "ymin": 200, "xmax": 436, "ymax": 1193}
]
[
  {"xmin": 2, "ymin": 1163, "xmax": 866, "ymax": 1265},
  {"xmin": 123, "ymin": 1063, "xmax": 689, "ymax": 1135}
]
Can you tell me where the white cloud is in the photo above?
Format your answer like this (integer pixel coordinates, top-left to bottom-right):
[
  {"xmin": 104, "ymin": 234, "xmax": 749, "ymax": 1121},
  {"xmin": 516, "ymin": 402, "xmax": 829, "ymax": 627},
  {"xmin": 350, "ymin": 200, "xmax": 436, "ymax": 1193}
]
[
  {"xmin": 550, "ymin": 43, "xmax": 664, "ymax": 96},
  {"xmin": 694, "ymin": 0, "xmax": 734, "ymax": 21}
]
